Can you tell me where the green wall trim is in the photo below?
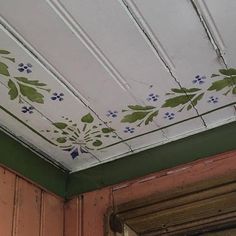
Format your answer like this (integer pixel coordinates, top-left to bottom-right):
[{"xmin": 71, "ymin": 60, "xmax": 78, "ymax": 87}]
[
  {"xmin": 1, "ymin": 122, "xmax": 236, "ymax": 198},
  {"xmin": 0, "ymin": 129, "xmax": 68, "ymax": 197},
  {"xmin": 67, "ymin": 121, "xmax": 236, "ymax": 198}
]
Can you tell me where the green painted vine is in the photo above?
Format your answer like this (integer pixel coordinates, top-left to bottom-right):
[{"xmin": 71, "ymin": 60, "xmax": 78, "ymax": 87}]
[
  {"xmin": 121, "ymin": 105, "xmax": 158, "ymax": 126},
  {"xmin": 120, "ymin": 68, "xmax": 236, "ymax": 126},
  {"xmin": 42, "ymin": 113, "xmax": 117, "ymax": 159},
  {"xmin": 0, "ymin": 49, "xmax": 50, "ymax": 104},
  {"xmin": 1, "ymin": 48, "xmax": 235, "ymax": 160}
]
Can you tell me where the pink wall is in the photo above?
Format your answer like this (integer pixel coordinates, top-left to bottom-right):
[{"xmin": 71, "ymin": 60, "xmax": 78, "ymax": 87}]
[
  {"xmin": 0, "ymin": 166, "xmax": 64, "ymax": 236},
  {"xmin": 65, "ymin": 150, "xmax": 236, "ymax": 236},
  {"xmin": 1, "ymin": 150, "xmax": 236, "ymax": 236}
]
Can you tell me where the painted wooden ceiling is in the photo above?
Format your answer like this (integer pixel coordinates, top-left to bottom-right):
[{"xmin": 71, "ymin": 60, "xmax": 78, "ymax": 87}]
[{"xmin": 0, "ymin": 0, "xmax": 235, "ymax": 172}]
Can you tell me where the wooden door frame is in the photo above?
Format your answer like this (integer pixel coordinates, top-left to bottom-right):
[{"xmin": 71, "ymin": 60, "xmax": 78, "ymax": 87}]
[{"xmin": 106, "ymin": 151, "xmax": 236, "ymax": 235}]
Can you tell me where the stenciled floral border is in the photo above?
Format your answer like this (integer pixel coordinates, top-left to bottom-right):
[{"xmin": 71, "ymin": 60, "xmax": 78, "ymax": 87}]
[
  {"xmin": 1, "ymin": 48, "xmax": 235, "ymax": 159},
  {"xmin": 121, "ymin": 69, "xmax": 236, "ymax": 127},
  {"xmin": 0, "ymin": 49, "xmax": 51, "ymax": 104}
]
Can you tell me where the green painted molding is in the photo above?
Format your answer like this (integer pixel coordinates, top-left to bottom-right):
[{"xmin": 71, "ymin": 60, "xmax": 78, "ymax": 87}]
[
  {"xmin": 0, "ymin": 129, "xmax": 68, "ymax": 197},
  {"xmin": 1, "ymin": 121, "xmax": 236, "ymax": 199},
  {"xmin": 67, "ymin": 121, "xmax": 236, "ymax": 198}
]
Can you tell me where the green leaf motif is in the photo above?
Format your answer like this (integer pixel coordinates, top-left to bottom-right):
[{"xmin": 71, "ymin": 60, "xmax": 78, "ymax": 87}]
[
  {"xmin": 0, "ymin": 62, "xmax": 10, "ymax": 76},
  {"xmin": 191, "ymin": 93, "xmax": 204, "ymax": 107},
  {"xmin": 231, "ymin": 76, "xmax": 236, "ymax": 84},
  {"xmin": 102, "ymin": 128, "xmax": 115, "ymax": 133},
  {"xmin": 128, "ymin": 105, "xmax": 156, "ymax": 110},
  {"xmin": 233, "ymin": 86, "xmax": 236, "ymax": 94},
  {"xmin": 56, "ymin": 137, "xmax": 67, "ymax": 143},
  {"xmin": 8, "ymin": 79, "xmax": 18, "ymax": 100},
  {"xmin": 81, "ymin": 113, "xmax": 94, "ymax": 123},
  {"xmin": 162, "ymin": 94, "xmax": 195, "ymax": 108},
  {"xmin": 211, "ymin": 74, "xmax": 220, "ymax": 78},
  {"xmin": 93, "ymin": 140, "xmax": 102, "ymax": 147},
  {"xmin": 219, "ymin": 68, "xmax": 236, "ymax": 76},
  {"xmin": 187, "ymin": 104, "xmax": 192, "ymax": 111},
  {"xmin": 208, "ymin": 78, "xmax": 231, "ymax": 91},
  {"xmin": 186, "ymin": 93, "xmax": 204, "ymax": 111},
  {"xmin": 171, "ymin": 88, "xmax": 201, "ymax": 93},
  {"xmin": 0, "ymin": 50, "xmax": 10, "ymax": 54},
  {"xmin": 62, "ymin": 131, "xmax": 69, "ymax": 135},
  {"xmin": 2, "ymin": 57, "xmax": 15, "ymax": 63},
  {"xmin": 15, "ymin": 77, "xmax": 47, "ymax": 86},
  {"xmin": 53, "ymin": 122, "xmax": 68, "ymax": 129},
  {"xmin": 121, "ymin": 111, "xmax": 150, "ymax": 123},
  {"xmin": 18, "ymin": 83, "xmax": 44, "ymax": 103},
  {"xmin": 145, "ymin": 110, "xmax": 158, "ymax": 125}
]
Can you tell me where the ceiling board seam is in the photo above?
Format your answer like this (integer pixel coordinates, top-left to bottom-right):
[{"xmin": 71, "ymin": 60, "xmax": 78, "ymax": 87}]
[
  {"xmin": 0, "ymin": 21, "xmax": 103, "ymax": 164},
  {"xmin": 46, "ymin": 0, "xmax": 170, "ymax": 140},
  {"xmin": 82, "ymin": 108, "xmax": 134, "ymax": 153},
  {"xmin": 0, "ymin": 16, "xmax": 89, "ymax": 107},
  {"xmin": 0, "ymin": 79, "xmax": 59, "ymax": 126},
  {"xmin": 0, "ymin": 80, "xmax": 101, "ymax": 164},
  {"xmin": 45, "ymin": 0, "xmax": 154, "ymax": 152},
  {"xmin": 191, "ymin": 0, "xmax": 227, "ymax": 66},
  {"xmin": 45, "ymin": 0, "xmax": 164, "ymax": 132},
  {"xmin": 47, "ymin": 0, "xmax": 167, "ymax": 152},
  {"xmin": 46, "ymin": 0, "xmax": 130, "ymax": 91},
  {"xmin": 192, "ymin": 0, "xmax": 225, "ymax": 53},
  {"xmin": 120, "ymin": 0, "xmax": 175, "ymax": 71},
  {"xmin": 191, "ymin": 0, "xmax": 235, "ymax": 88},
  {"xmin": 98, "ymin": 101, "xmax": 236, "ymax": 151},
  {"xmin": 71, "ymin": 118, "xmax": 236, "ymax": 173},
  {"xmin": 233, "ymin": 106, "xmax": 236, "ymax": 116},
  {"xmin": 119, "ymin": 0, "xmax": 207, "ymax": 128},
  {"xmin": 119, "ymin": 0, "xmax": 174, "ymax": 139},
  {"xmin": 0, "ymin": 104, "xmax": 57, "ymax": 147},
  {"xmin": 0, "ymin": 16, "xmax": 132, "ymax": 157}
]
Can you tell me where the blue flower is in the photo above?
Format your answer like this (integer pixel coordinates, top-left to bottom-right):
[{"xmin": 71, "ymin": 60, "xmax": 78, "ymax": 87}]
[
  {"xmin": 21, "ymin": 106, "xmax": 34, "ymax": 114},
  {"xmin": 70, "ymin": 147, "xmax": 79, "ymax": 159},
  {"xmin": 164, "ymin": 112, "xmax": 175, "ymax": 120},
  {"xmin": 208, "ymin": 96, "xmax": 218, "ymax": 104},
  {"xmin": 18, "ymin": 63, "xmax": 32, "ymax": 73},
  {"xmin": 51, "ymin": 92, "xmax": 64, "ymax": 101},
  {"xmin": 147, "ymin": 93, "xmax": 159, "ymax": 102},
  {"xmin": 192, "ymin": 75, "xmax": 206, "ymax": 84},
  {"xmin": 124, "ymin": 127, "xmax": 135, "ymax": 133},
  {"xmin": 64, "ymin": 146, "xmax": 88, "ymax": 159},
  {"xmin": 106, "ymin": 110, "xmax": 118, "ymax": 118}
]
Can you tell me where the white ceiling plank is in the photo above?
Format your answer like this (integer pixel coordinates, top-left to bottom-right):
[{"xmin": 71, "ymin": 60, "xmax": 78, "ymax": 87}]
[
  {"xmin": 203, "ymin": 0, "xmax": 236, "ymax": 67},
  {"xmin": 203, "ymin": 106, "xmax": 236, "ymax": 128},
  {"xmin": 0, "ymin": 0, "xmax": 235, "ymax": 171},
  {"xmin": 163, "ymin": 117, "xmax": 204, "ymax": 141},
  {"xmin": 132, "ymin": 0, "xmax": 235, "ymax": 115},
  {"xmin": 125, "ymin": 129, "xmax": 167, "ymax": 153},
  {"xmin": 0, "ymin": 0, "xmax": 140, "ymax": 113},
  {"xmin": 58, "ymin": 0, "xmax": 200, "ymax": 125}
]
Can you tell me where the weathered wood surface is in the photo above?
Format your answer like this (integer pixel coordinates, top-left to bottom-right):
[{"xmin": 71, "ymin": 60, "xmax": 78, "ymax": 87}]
[
  {"xmin": 0, "ymin": 166, "xmax": 64, "ymax": 236},
  {"xmin": 64, "ymin": 150, "xmax": 236, "ymax": 236}
]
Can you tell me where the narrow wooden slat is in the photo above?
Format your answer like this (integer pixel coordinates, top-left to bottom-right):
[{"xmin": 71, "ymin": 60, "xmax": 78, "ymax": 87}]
[
  {"xmin": 0, "ymin": 166, "xmax": 16, "ymax": 236},
  {"xmin": 65, "ymin": 197, "xmax": 81, "ymax": 236},
  {"xmin": 83, "ymin": 188, "xmax": 112, "ymax": 236},
  {"xmin": 151, "ymin": 213, "xmax": 236, "ymax": 236},
  {"xmin": 13, "ymin": 178, "xmax": 41, "ymax": 236},
  {"xmin": 127, "ymin": 192, "xmax": 236, "ymax": 234},
  {"xmin": 40, "ymin": 192, "xmax": 64, "ymax": 236},
  {"xmin": 119, "ymin": 179, "xmax": 236, "ymax": 220},
  {"xmin": 114, "ymin": 151, "xmax": 236, "ymax": 209}
]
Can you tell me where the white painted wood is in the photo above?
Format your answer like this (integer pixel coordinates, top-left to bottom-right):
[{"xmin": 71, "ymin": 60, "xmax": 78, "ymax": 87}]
[{"xmin": 0, "ymin": 0, "xmax": 235, "ymax": 170}]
